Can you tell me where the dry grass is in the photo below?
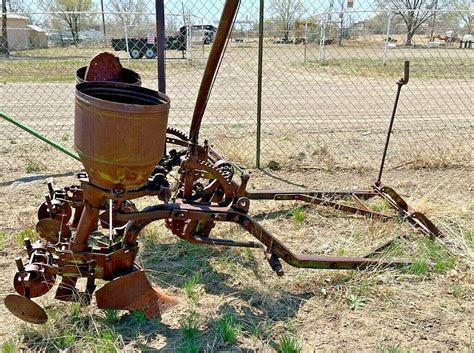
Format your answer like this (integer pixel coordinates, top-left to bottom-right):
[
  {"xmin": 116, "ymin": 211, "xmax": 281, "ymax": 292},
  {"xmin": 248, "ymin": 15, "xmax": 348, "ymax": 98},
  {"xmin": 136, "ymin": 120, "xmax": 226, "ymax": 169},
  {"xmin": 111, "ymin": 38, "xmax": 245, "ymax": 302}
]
[{"xmin": 1, "ymin": 167, "xmax": 472, "ymax": 351}]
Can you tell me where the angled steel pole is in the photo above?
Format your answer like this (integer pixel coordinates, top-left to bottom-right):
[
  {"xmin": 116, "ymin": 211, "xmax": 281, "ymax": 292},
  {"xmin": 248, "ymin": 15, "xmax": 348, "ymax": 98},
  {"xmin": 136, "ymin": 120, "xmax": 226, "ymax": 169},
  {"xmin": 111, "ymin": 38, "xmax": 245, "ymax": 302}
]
[{"xmin": 376, "ymin": 61, "xmax": 410, "ymax": 185}]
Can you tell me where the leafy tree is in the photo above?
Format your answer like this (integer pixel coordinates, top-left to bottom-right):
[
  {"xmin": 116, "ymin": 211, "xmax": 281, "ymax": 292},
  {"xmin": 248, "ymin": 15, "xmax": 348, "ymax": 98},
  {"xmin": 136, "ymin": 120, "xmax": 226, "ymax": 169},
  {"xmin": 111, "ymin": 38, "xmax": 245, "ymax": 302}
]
[{"xmin": 269, "ymin": 0, "xmax": 304, "ymax": 41}]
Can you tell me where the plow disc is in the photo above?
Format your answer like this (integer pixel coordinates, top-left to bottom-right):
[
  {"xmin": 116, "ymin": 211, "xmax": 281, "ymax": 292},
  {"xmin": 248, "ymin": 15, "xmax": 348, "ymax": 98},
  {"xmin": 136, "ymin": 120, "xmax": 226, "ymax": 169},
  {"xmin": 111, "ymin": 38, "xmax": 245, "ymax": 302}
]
[{"xmin": 4, "ymin": 294, "xmax": 48, "ymax": 324}]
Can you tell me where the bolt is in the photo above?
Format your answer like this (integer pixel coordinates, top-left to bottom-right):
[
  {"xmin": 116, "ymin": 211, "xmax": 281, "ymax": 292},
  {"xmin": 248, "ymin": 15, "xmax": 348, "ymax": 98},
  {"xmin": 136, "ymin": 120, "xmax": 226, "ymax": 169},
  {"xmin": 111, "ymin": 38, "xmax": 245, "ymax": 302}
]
[
  {"xmin": 15, "ymin": 257, "xmax": 24, "ymax": 272},
  {"xmin": 24, "ymin": 238, "xmax": 32, "ymax": 250}
]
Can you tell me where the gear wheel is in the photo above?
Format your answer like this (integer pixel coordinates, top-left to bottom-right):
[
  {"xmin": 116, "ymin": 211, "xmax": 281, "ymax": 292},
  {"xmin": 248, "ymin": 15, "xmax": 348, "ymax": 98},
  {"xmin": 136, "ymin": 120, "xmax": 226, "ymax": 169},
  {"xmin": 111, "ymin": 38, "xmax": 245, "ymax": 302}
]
[
  {"xmin": 182, "ymin": 160, "xmax": 236, "ymax": 206},
  {"xmin": 166, "ymin": 127, "xmax": 189, "ymax": 142}
]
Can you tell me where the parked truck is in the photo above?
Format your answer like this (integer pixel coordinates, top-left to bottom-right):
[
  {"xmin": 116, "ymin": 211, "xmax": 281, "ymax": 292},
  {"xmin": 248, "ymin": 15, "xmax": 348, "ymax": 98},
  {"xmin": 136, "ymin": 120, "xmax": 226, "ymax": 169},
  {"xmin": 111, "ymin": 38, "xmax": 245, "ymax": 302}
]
[{"xmin": 111, "ymin": 25, "xmax": 216, "ymax": 59}]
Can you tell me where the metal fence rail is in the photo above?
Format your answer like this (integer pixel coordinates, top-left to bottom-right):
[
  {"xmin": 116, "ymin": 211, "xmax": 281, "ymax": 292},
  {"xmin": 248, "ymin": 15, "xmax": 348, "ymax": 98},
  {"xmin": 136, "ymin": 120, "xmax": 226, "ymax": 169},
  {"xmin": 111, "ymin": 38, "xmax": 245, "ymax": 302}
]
[{"xmin": 0, "ymin": 0, "xmax": 472, "ymax": 185}]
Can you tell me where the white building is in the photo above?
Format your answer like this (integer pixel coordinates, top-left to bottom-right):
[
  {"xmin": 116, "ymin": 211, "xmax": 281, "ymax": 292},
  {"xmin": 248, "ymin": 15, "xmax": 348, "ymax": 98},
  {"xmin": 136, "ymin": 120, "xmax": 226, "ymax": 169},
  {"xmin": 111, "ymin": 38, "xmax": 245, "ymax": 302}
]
[{"xmin": 0, "ymin": 14, "xmax": 48, "ymax": 51}]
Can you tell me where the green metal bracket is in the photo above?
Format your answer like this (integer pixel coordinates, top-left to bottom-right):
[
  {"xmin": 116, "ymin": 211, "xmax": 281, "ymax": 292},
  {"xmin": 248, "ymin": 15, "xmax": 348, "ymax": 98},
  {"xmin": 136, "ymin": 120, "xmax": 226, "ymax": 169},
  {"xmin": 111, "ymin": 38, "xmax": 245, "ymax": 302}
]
[{"xmin": 0, "ymin": 111, "xmax": 81, "ymax": 162}]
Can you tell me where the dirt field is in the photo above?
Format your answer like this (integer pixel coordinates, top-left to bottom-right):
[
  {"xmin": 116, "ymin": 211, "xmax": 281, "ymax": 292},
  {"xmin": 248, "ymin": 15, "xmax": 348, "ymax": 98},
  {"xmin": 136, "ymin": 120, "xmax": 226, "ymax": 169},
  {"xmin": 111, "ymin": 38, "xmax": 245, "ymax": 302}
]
[{"xmin": 0, "ymin": 42, "xmax": 472, "ymax": 351}]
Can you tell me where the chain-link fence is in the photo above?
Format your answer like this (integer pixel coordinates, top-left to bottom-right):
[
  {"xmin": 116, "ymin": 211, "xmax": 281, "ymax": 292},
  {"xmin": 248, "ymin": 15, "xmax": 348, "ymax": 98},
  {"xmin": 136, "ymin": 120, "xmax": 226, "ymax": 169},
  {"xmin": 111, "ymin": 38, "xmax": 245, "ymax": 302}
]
[{"xmin": 0, "ymin": 0, "xmax": 472, "ymax": 185}]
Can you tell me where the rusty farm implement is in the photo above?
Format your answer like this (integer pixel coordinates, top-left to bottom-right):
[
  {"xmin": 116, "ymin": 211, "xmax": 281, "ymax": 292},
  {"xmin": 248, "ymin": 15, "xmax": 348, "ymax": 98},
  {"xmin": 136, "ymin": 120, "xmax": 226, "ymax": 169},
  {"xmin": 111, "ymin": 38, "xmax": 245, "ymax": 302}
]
[{"xmin": 4, "ymin": 0, "xmax": 440, "ymax": 324}]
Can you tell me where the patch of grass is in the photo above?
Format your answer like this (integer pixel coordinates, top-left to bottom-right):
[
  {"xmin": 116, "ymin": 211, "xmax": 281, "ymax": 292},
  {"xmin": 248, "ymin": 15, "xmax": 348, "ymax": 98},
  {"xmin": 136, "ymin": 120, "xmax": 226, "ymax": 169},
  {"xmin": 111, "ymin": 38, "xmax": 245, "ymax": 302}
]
[
  {"xmin": 408, "ymin": 239, "xmax": 456, "ymax": 275},
  {"xmin": 130, "ymin": 310, "xmax": 147, "ymax": 326},
  {"xmin": 347, "ymin": 293, "xmax": 366, "ymax": 310},
  {"xmin": 0, "ymin": 231, "xmax": 6, "ymax": 251},
  {"xmin": 462, "ymin": 228, "xmax": 473, "ymax": 251},
  {"xmin": 216, "ymin": 313, "xmax": 240, "ymax": 345},
  {"xmin": 292, "ymin": 207, "xmax": 305, "ymax": 225},
  {"xmin": 408, "ymin": 260, "xmax": 429, "ymax": 275},
  {"xmin": 1, "ymin": 340, "xmax": 16, "ymax": 353},
  {"xmin": 25, "ymin": 159, "xmax": 42, "ymax": 173},
  {"xmin": 303, "ymin": 57, "xmax": 473, "ymax": 80},
  {"xmin": 451, "ymin": 284, "xmax": 466, "ymax": 298},
  {"xmin": 378, "ymin": 344, "xmax": 416, "ymax": 353},
  {"xmin": 179, "ymin": 309, "xmax": 201, "ymax": 353},
  {"xmin": 104, "ymin": 309, "xmax": 119, "ymax": 324},
  {"xmin": 184, "ymin": 273, "xmax": 201, "ymax": 304},
  {"xmin": 277, "ymin": 334, "xmax": 302, "ymax": 353},
  {"xmin": 53, "ymin": 331, "xmax": 76, "ymax": 350},
  {"xmin": 15, "ymin": 228, "xmax": 38, "ymax": 245}
]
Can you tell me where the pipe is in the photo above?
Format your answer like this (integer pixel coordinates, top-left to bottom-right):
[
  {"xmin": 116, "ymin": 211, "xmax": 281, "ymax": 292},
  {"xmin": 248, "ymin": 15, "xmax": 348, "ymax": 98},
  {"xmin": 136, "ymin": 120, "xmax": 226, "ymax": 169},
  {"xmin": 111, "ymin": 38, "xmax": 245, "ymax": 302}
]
[{"xmin": 0, "ymin": 111, "xmax": 80, "ymax": 161}]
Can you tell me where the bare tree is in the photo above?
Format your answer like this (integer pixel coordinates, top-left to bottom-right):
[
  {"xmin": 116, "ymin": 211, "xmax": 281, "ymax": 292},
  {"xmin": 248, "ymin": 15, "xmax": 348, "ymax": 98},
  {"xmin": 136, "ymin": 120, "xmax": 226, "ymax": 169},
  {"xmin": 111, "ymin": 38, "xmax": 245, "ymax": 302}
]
[
  {"xmin": 451, "ymin": 0, "xmax": 473, "ymax": 33},
  {"xmin": 7, "ymin": 0, "xmax": 27, "ymax": 13},
  {"xmin": 269, "ymin": 0, "xmax": 304, "ymax": 41},
  {"xmin": 382, "ymin": 0, "xmax": 448, "ymax": 45},
  {"xmin": 109, "ymin": 0, "xmax": 147, "ymax": 29},
  {"xmin": 41, "ymin": 0, "xmax": 93, "ymax": 43},
  {"xmin": 1, "ymin": 0, "xmax": 8, "ymax": 57}
]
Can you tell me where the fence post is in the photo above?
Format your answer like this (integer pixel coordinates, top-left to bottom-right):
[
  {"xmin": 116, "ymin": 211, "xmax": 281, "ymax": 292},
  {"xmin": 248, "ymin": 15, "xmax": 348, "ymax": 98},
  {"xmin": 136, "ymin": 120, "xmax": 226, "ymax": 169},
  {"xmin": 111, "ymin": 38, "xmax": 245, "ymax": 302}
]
[
  {"xmin": 155, "ymin": 0, "xmax": 166, "ymax": 93},
  {"xmin": 383, "ymin": 13, "xmax": 392, "ymax": 66},
  {"xmin": 256, "ymin": 0, "xmax": 264, "ymax": 168}
]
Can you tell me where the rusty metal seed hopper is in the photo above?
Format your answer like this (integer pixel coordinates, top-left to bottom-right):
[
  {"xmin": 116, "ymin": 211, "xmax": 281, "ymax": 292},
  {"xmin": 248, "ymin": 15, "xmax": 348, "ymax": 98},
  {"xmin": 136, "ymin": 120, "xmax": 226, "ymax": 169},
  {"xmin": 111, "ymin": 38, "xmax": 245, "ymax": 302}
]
[{"xmin": 5, "ymin": 0, "xmax": 440, "ymax": 324}]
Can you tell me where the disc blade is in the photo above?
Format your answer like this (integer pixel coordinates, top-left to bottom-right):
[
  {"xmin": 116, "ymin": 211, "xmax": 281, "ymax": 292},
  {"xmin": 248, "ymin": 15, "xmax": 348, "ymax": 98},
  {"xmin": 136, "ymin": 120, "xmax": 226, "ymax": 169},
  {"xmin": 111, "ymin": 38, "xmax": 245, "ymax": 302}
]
[
  {"xmin": 36, "ymin": 218, "xmax": 71, "ymax": 243},
  {"xmin": 4, "ymin": 294, "xmax": 47, "ymax": 324}
]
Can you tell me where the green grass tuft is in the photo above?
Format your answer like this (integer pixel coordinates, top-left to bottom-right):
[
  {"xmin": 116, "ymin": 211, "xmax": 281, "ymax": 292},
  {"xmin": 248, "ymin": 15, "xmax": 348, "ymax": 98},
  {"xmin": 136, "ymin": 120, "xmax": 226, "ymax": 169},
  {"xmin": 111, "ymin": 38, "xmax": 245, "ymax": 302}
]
[
  {"xmin": 1, "ymin": 340, "xmax": 16, "ymax": 353},
  {"xmin": 277, "ymin": 334, "xmax": 302, "ymax": 353},
  {"xmin": 179, "ymin": 309, "xmax": 201, "ymax": 353},
  {"xmin": 15, "ymin": 228, "xmax": 38, "ymax": 245},
  {"xmin": 103, "ymin": 309, "xmax": 119, "ymax": 324},
  {"xmin": 408, "ymin": 239, "xmax": 456, "ymax": 275},
  {"xmin": 184, "ymin": 273, "xmax": 201, "ymax": 303},
  {"xmin": 292, "ymin": 207, "xmax": 305, "ymax": 224},
  {"xmin": 130, "ymin": 310, "xmax": 147, "ymax": 325},
  {"xmin": 216, "ymin": 313, "xmax": 240, "ymax": 345},
  {"xmin": 0, "ymin": 231, "xmax": 6, "ymax": 251},
  {"xmin": 25, "ymin": 159, "xmax": 42, "ymax": 173}
]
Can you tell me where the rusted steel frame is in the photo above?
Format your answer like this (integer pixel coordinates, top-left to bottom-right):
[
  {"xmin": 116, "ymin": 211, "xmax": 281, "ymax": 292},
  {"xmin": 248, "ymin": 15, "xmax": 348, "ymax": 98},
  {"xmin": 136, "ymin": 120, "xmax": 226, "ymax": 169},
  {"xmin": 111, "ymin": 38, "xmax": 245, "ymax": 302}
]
[
  {"xmin": 117, "ymin": 204, "xmax": 409, "ymax": 269},
  {"xmin": 193, "ymin": 235, "xmax": 263, "ymax": 248},
  {"xmin": 246, "ymin": 189, "xmax": 377, "ymax": 201},
  {"xmin": 253, "ymin": 193, "xmax": 393, "ymax": 222},
  {"xmin": 352, "ymin": 194, "xmax": 371, "ymax": 211},
  {"xmin": 374, "ymin": 184, "xmax": 441, "ymax": 238},
  {"xmin": 189, "ymin": 0, "xmax": 240, "ymax": 145},
  {"xmin": 363, "ymin": 235, "xmax": 404, "ymax": 258}
]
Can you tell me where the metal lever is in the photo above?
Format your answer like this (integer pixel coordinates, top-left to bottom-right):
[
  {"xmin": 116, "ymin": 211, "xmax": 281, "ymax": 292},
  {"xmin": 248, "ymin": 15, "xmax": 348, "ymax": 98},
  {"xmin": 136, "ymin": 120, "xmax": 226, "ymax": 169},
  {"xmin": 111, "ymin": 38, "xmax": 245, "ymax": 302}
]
[{"xmin": 376, "ymin": 60, "xmax": 410, "ymax": 185}]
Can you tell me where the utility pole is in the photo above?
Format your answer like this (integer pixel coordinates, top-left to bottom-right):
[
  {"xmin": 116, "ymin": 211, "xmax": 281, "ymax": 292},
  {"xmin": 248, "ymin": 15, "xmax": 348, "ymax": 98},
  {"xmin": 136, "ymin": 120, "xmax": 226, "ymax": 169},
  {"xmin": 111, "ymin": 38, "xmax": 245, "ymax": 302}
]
[{"xmin": 100, "ymin": 0, "xmax": 106, "ymax": 45}]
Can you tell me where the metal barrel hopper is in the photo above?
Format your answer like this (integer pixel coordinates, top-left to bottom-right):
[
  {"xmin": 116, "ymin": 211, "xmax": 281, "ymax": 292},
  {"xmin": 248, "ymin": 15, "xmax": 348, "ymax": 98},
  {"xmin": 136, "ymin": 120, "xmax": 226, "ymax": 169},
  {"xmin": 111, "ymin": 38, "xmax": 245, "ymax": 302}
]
[{"xmin": 75, "ymin": 81, "xmax": 170, "ymax": 190}]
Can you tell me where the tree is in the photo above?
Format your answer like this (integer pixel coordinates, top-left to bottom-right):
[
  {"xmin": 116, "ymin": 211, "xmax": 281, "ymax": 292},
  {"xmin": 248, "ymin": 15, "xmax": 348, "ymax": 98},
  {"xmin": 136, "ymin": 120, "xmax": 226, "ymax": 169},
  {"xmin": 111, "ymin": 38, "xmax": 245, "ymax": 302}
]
[
  {"xmin": 108, "ymin": 0, "xmax": 147, "ymax": 30},
  {"xmin": 381, "ymin": 0, "xmax": 449, "ymax": 45},
  {"xmin": 451, "ymin": 0, "xmax": 473, "ymax": 33},
  {"xmin": 7, "ymin": 0, "xmax": 27, "ymax": 13},
  {"xmin": 269, "ymin": 0, "xmax": 304, "ymax": 41},
  {"xmin": 1, "ymin": 0, "xmax": 8, "ymax": 57},
  {"xmin": 41, "ymin": 0, "xmax": 93, "ymax": 43}
]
